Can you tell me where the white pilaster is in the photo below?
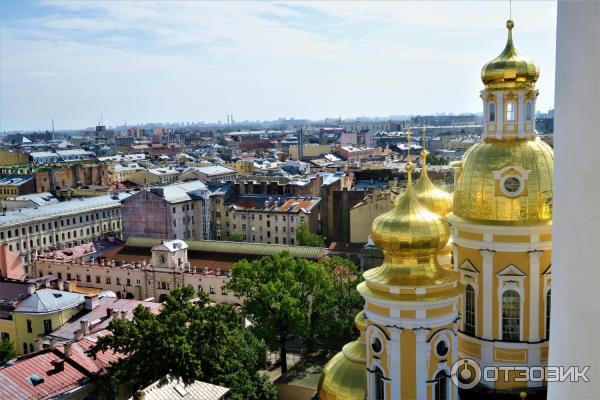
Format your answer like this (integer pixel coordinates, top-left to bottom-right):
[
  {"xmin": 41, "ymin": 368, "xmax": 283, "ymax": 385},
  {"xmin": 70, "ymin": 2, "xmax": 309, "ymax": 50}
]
[
  {"xmin": 529, "ymin": 250, "xmax": 542, "ymax": 341},
  {"xmin": 415, "ymin": 329, "xmax": 428, "ymax": 400},
  {"xmin": 495, "ymin": 93, "xmax": 504, "ymax": 139},
  {"xmin": 389, "ymin": 329, "xmax": 402, "ymax": 400},
  {"xmin": 480, "ymin": 249, "xmax": 494, "ymax": 339},
  {"xmin": 517, "ymin": 92, "xmax": 525, "ymax": 138},
  {"xmin": 548, "ymin": 2, "xmax": 600, "ymax": 399}
]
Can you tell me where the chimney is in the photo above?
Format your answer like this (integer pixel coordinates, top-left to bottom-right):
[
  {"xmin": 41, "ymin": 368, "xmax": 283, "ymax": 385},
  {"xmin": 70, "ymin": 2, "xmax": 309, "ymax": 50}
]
[
  {"xmin": 120, "ymin": 310, "xmax": 127, "ymax": 320},
  {"xmin": 34, "ymin": 339, "xmax": 43, "ymax": 352},
  {"xmin": 84, "ymin": 295, "xmax": 99, "ymax": 311},
  {"xmin": 80, "ymin": 319, "xmax": 89, "ymax": 336},
  {"xmin": 106, "ymin": 307, "xmax": 114, "ymax": 318},
  {"xmin": 49, "ymin": 339, "xmax": 58, "ymax": 349},
  {"xmin": 51, "ymin": 359, "xmax": 65, "ymax": 373},
  {"xmin": 74, "ymin": 329, "xmax": 83, "ymax": 341},
  {"xmin": 112, "ymin": 309, "xmax": 119, "ymax": 319},
  {"xmin": 63, "ymin": 343, "xmax": 72, "ymax": 358}
]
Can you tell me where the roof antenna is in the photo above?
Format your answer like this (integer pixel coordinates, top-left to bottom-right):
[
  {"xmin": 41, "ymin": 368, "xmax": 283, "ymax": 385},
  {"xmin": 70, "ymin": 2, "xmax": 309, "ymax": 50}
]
[
  {"xmin": 407, "ymin": 127, "xmax": 412, "ymax": 159},
  {"xmin": 509, "ymin": 0, "xmax": 512, "ymax": 20}
]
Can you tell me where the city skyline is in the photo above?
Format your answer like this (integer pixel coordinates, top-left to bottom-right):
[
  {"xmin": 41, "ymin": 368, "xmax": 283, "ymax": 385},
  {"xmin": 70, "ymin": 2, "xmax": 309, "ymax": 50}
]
[{"xmin": 0, "ymin": 1, "xmax": 557, "ymax": 131}]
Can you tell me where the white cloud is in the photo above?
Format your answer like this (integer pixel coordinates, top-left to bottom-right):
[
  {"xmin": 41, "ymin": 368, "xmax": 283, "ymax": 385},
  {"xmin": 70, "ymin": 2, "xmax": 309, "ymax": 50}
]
[{"xmin": 0, "ymin": 1, "xmax": 556, "ymax": 130}]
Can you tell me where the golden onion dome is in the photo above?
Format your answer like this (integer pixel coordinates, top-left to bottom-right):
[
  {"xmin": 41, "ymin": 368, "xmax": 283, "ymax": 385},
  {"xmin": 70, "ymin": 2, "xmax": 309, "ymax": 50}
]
[
  {"xmin": 414, "ymin": 150, "xmax": 453, "ymax": 216},
  {"xmin": 371, "ymin": 162, "xmax": 450, "ymax": 257},
  {"xmin": 452, "ymin": 137, "xmax": 553, "ymax": 224},
  {"xmin": 481, "ymin": 20, "xmax": 540, "ymax": 90},
  {"xmin": 317, "ymin": 312, "xmax": 367, "ymax": 400}
]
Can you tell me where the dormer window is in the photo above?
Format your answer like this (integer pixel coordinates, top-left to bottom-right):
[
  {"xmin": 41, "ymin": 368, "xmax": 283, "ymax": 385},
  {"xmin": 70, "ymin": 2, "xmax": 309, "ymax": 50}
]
[
  {"xmin": 489, "ymin": 103, "xmax": 496, "ymax": 122},
  {"xmin": 506, "ymin": 102, "xmax": 515, "ymax": 121}
]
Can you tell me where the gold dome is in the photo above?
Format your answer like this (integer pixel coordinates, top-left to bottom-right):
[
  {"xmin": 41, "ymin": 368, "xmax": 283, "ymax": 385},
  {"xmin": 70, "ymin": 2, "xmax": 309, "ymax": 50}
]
[
  {"xmin": 481, "ymin": 20, "xmax": 540, "ymax": 90},
  {"xmin": 414, "ymin": 150, "xmax": 453, "ymax": 216},
  {"xmin": 371, "ymin": 162, "xmax": 450, "ymax": 257},
  {"xmin": 453, "ymin": 137, "xmax": 553, "ymax": 224},
  {"xmin": 317, "ymin": 312, "xmax": 367, "ymax": 400}
]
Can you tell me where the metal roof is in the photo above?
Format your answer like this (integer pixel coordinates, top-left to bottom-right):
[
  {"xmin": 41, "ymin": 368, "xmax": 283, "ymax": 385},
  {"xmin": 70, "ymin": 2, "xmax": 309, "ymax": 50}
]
[
  {"xmin": 0, "ymin": 175, "xmax": 34, "ymax": 186},
  {"xmin": 0, "ymin": 192, "xmax": 131, "ymax": 227},
  {"xmin": 135, "ymin": 375, "xmax": 229, "ymax": 400},
  {"xmin": 126, "ymin": 237, "xmax": 324, "ymax": 259},
  {"xmin": 15, "ymin": 289, "xmax": 84, "ymax": 314}
]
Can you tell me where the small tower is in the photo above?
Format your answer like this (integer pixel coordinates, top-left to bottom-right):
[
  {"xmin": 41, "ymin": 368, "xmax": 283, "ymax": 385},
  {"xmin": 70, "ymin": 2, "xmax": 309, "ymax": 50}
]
[{"xmin": 359, "ymin": 162, "xmax": 462, "ymax": 400}]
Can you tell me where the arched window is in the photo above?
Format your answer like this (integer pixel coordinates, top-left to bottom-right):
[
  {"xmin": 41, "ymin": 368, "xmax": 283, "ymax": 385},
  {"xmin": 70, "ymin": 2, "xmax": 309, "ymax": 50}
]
[
  {"xmin": 546, "ymin": 289, "xmax": 551, "ymax": 339},
  {"xmin": 374, "ymin": 367, "xmax": 385, "ymax": 400},
  {"xmin": 502, "ymin": 290, "xmax": 521, "ymax": 341},
  {"xmin": 434, "ymin": 370, "xmax": 448, "ymax": 400},
  {"xmin": 525, "ymin": 102, "xmax": 533, "ymax": 121},
  {"xmin": 506, "ymin": 102, "xmax": 515, "ymax": 121},
  {"xmin": 464, "ymin": 285, "xmax": 476, "ymax": 336},
  {"xmin": 489, "ymin": 103, "xmax": 496, "ymax": 122}
]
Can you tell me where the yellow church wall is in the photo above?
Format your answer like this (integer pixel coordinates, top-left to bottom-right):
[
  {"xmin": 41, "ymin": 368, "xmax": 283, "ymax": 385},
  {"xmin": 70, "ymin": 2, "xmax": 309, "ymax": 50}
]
[
  {"xmin": 493, "ymin": 234, "xmax": 531, "ymax": 243},
  {"xmin": 459, "ymin": 336, "xmax": 481, "ymax": 358},
  {"xmin": 400, "ymin": 330, "xmax": 417, "ymax": 400},
  {"xmin": 367, "ymin": 302, "xmax": 390, "ymax": 317},
  {"xmin": 540, "ymin": 346, "xmax": 549, "ymax": 362},
  {"xmin": 426, "ymin": 304, "xmax": 454, "ymax": 318},
  {"xmin": 494, "ymin": 347, "xmax": 528, "ymax": 363},
  {"xmin": 494, "ymin": 369, "xmax": 528, "ymax": 391},
  {"xmin": 400, "ymin": 310, "xmax": 416, "ymax": 319},
  {"xmin": 540, "ymin": 233, "xmax": 552, "ymax": 241},
  {"xmin": 458, "ymin": 230, "xmax": 483, "ymax": 241}
]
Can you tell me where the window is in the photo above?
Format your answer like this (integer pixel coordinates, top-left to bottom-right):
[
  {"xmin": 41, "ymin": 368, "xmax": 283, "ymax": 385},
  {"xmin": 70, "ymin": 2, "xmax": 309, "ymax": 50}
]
[
  {"xmin": 210, "ymin": 286, "xmax": 215, "ymax": 294},
  {"xmin": 371, "ymin": 337, "xmax": 382, "ymax": 353},
  {"xmin": 436, "ymin": 340, "xmax": 449, "ymax": 358},
  {"xmin": 27, "ymin": 319, "xmax": 32, "ymax": 333},
  {"xmin": 23, "ymin": 343, "xmax": 28, "ymax": 354},
  {"xmin": 502, "ymin": 290, "xmax": 520, "ymax": 341},
  {"xmin": 525, "ymin": 102, "xmax": 533, "ymax": 121},
  {"xmin": 127, "ymin": 278, "xmax": 131, "ymax": 286},
  {"xmin": 546, "ymin": 289, "xmax": 551, "ymax": 339},
  {"xmin": 86, "ymin": 275, "xmax": 91, "ymax": 283},
  {"xmin": 1, "ymin": 332, "xmax": 9, "ymax": 341},
  {"xmin": 67, "ymin": 273, "xmax": 72, "ymax": 280},
  {"xmin": 116, "ymin": 278, "xmax": 121, "ymax": 286},
  {"xmin": 464, "ymin": 285, "xmax": 476, "ymax": 336},
  {"xmin": 503, "ymin": 176, "xmax": 521, "ymax": 194},
  {"xmin": 374, "ymin": 367, "xmax": 385, "ymax": 400},
  {"xmin": 106, "ymin": 277, "xmax": 111, "ymax": 284},
  {"xmin": 506, "ymin": 102, "xmax": 515, "ymax": 121},
  {"xmin": 96, "ymin": 276, "xmax": 101, "ymax": 284},
  {"xmin": 43, "ymin": 319, "xmax": 52, "ymax": 334},
  {"xmin": 434, "ymin": 370, "xmax": 448, "ymax": 400}
]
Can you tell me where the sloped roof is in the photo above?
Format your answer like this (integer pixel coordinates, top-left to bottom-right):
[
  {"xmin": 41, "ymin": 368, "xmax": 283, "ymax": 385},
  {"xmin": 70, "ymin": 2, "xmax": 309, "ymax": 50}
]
[
  {"xmin": 135, "ymin": 375, "xmax": 229, "ymax": 400},
  {"xmin": 125, "ymin": 237, "xmax": 324, "ymax": 259},
  {"xmin": 15, "ymin": 289, "xmax": 84, "ymax": 314}
]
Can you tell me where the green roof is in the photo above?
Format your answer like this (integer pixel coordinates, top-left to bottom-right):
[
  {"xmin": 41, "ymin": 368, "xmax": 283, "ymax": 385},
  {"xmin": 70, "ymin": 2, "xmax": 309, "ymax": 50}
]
[{"xmin": 125, "ymin": 237, "xmax": 324, "ymax": 259}]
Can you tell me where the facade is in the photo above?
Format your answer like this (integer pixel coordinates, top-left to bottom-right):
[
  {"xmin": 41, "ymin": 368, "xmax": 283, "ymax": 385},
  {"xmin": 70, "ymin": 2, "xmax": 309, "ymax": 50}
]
[
  {"xmin": 0, "ymin": 150, "xmax": 29, "ymax": 165},
  {"xmin": 0, "ymin": 175, "xmax": 36, "ymax": 198},
  {"xmin": 349, "ymin": 189, "xmax": 397, "ymax": 244},
  {"xmin": 449, "ymin": 20, "xmax": 553, "ymax": 392},
  {"xmin": 127, "ymin": 168, "xmax": 180, "ymax": 186},
  {"xmin": 179, "ymin": 166, "xmax": 238, "ymax": 182},
  {"xmin": 0, "ymin": 193, "xmax": 128, "ymax": 270},
  {"xmin": 121, "ymin": 180, "xmax": 211, "ymax": 241},
  {"xmin": 34, "ymin": 162, "xmax": 110, "ymax": 192},
  {"xmin": 223, "ymin": 195, "xmax": 320, "ymax": 245}
]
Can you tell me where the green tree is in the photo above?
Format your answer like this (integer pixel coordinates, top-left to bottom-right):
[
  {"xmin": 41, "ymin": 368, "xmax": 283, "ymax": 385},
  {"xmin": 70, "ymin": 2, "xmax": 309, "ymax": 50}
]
[
  {"xmin": 309, "ymin": 257, "xmax": 364, "ymax": 353},
  {"xmin": 87, "ymin": 287, "xmax": 275, "ymax": 400},
  {"xmin": 296, "ymin": 222, "xmax": 324, "ymax": 247},
  {"xmin": 228, "ymin": 232, "xmax": 245, "ymax": 242},
  {"xmin": 0, "ymin": 339, "xmax": 15, "ymax": 365},
  {"xmin": 225, "ymin": 251, "xmax": 328, "ymax": 374}
]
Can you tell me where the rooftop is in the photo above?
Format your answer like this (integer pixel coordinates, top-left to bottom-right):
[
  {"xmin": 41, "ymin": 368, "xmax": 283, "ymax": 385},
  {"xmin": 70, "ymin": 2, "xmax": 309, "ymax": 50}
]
[
  {"xmin": 15, "ymin": 289, "xmax": 84, "ymax": 314},
  {"xmin": 0, "ymin": 175, "xmax": 34, "ymax": 186},
  {"xmin": 134, "ymin": 375, "xmax": 229, "ymax": 400},
  {"xmin": 229, "ymin": 195, "xmax": 320, "ymax": 213}
]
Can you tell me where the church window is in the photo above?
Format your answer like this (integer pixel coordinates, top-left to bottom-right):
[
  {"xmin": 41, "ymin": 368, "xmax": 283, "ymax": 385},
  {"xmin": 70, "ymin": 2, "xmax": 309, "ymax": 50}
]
[
  {"xmin": 464, "ymin": 285, "xmax": 476, "ymax": 336},
  {"xmin": 374, "ymin": 367, "xmax": 385, "ymax": 400},
  {"xmin": 502, "ymin": 290, "xmax": 521, "ymax": 341},
  {"xmin": 489, "ymin": 103, "xmax": 496, "ymax": 122},
  {"xmin": 546, "ymin": 289, "xmax": 551, "ymax": 339},
  {"xmin": 371, "ymin": 337, "xmax": 382, "ymax": 353},
  {"xmin": 434, "ymin": 370, "xmax": 448, "ymax": 400},
  {"xmin": 435, "ymin": 340, "xmax": 449, "ymax": 358},
  {"xmin": 525, "ymin": 101, "xmax": 533, "ymax": 121},
  {"xmin": 506, "ymin": 102, "xmax": 515, "ymax": 121},
  {"xmin": 503, "ymin": 176, "xmax": 522, "ymax": 194}
]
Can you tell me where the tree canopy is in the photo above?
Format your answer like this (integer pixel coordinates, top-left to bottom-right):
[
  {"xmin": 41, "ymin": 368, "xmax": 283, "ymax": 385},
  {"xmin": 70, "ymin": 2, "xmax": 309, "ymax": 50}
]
[
  {"xmin": 225, "ymin": 252, "xmax": 363, "ymax": 373},
  {"xmin": 228, "ymin": 232, "xmax": 245, "ymax": 242},
  {"xmin": 0, "ymin": 339, "xmax": 15, "ymax": 365},
  {"xmin": 296, "ymin": 221, "xmax": 325, "ymax": 247},
  {"xmin": 87, "ymin": 286, "xmax": 276, "ymax": 400}
]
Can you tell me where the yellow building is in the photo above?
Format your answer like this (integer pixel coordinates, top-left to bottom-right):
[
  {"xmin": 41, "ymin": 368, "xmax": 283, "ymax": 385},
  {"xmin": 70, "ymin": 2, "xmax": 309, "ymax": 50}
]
[
  {"xmin": 319, "ymin": 162, "xmax": 462, "ymax": 400},
  {"xmin": 13, "ymin": 289, "xmax": 84, "ymax": 355},
  {"xmin": 349, "ymin": 189, "xmax": 398, "ymax": 244},
  {"xmin": 449, "ymin": 20, "xmax": 553, "ymax": 392}
]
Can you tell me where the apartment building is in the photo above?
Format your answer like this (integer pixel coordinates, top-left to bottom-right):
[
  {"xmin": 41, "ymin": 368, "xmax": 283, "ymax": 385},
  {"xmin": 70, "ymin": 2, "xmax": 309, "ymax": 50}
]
[
  {"xmin": 0, "ymin": 175, "xmax": 36, "ymax": 198},
  {"xmin": 121, "ymin": 180, "xmax": 211, "ymax": 241},
  {"xmin": 0, "ymin": 193, "xmax": 129, "ymax": 271},
  {"xmin": 222, "ymin": 195, "xmax": 320, "ymax": 245}
]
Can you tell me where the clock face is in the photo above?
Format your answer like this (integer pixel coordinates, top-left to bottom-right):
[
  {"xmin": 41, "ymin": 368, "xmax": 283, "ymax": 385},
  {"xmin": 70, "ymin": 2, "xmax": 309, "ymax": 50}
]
[{"xmin": 159, "ymin": 254, "xmax": 167, "ymax": 264}]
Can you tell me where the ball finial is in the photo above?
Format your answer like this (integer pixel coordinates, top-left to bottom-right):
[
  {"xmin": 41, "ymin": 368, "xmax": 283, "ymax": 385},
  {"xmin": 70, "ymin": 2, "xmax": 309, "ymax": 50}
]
[
  {"xmin": 506, "ymin": 20, "xmax": 514, "ymax": 30},
  {"xmin": 405, "ymin": 161, "xmax": 414, "ymax": 173}
]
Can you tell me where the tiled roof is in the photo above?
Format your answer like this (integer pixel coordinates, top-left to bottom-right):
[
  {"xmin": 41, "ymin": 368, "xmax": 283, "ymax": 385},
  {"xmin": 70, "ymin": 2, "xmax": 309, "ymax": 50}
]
[
  {"xmin": 15, "ymin": 289, "xmax": 84, "ymax": 314},
  {"xmin": 125, "ymin": 237, "xmax": 325, "ymax": 259}
]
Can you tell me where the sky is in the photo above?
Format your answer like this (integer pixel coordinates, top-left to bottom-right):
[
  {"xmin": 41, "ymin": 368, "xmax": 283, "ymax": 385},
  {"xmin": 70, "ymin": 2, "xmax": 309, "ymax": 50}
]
[{"xmin": 0, "ymin": 1, "xmax": 557, "ymax": 132}]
